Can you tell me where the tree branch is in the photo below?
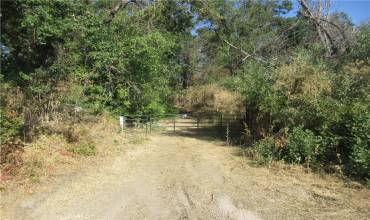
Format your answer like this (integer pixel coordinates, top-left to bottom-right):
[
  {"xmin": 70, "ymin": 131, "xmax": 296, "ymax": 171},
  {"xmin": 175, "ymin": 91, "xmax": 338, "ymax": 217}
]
[
  {"xmin": 223, "ymin": 39, "xmax": 271, "ymax": 65},
  {"xmin": 105, "ymin": 0, "xmax": 143, "ymax": 23},
  {"xmin": 298, "ymin": 0, "xmax": 348, "ymax": 57}
]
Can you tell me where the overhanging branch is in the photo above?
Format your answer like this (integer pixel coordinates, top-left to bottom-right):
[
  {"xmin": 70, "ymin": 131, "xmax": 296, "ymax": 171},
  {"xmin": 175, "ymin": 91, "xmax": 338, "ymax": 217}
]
[{"xmin": 223, "ymin": 39, "xmax": 271, "ymax": 65}]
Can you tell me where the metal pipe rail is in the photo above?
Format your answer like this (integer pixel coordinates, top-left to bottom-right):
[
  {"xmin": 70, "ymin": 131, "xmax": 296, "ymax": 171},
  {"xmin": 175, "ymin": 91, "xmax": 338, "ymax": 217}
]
[{"xmin": 119, "ymin": 113, "xmax": 245, "ymax": 144}]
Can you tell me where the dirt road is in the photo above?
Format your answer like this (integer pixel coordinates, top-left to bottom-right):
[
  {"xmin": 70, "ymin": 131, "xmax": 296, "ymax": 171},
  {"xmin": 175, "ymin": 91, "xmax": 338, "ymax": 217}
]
[{"xmin": 1, "ymin": 133, "xmax": 370, "ymax": 220}]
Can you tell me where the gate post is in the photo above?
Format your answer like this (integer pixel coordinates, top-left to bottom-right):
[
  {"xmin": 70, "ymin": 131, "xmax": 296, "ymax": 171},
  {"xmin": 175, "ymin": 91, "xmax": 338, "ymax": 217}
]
[
  {"xmin": 149, "ymin": 116, "xmax": 152, "ymax": 134},
  {"xmin": 226, "ymin": 122, "xmax": 230, "ymax": 145},
  {"xmin": 119, "ymin": 116, "xmax": 125, "ymax": 133},
  {"xmin": 173, "ymin": 115, "xmax": 176, "ymax": 133},
  {"xmin": 145, "ymin": 122, "xmax": 148, "ymax": 136}
]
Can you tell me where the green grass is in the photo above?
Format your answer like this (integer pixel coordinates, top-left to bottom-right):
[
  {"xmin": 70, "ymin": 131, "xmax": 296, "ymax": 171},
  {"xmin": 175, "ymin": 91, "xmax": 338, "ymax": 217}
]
[{"xmin": 66, "ymin": 142, "xmax": 96, "ymax": 156}]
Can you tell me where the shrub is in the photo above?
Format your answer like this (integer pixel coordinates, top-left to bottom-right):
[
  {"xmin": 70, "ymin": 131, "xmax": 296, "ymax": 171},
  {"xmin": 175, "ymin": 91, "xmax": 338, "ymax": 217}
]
[
  {"xmin": 0, "ymin": 139, "xmax": 24, "ymax": 176},
  {"xmin": 272, "ymin": 51, "xmax": 332, "ymax": 130},
  {"xmin": 351, "ymin": 143, "xmax": 370, "ymax": 179},
  {"xmin": 283, "ymin": 127, "xmax": 321, "ymax": 164},
  {"xmin": 0, "ymin": 78, "xmax": 24, "ymax": 141},
  {"xmin": 349, "ymin": 103, "xmax": 370, "ymax": 179},
  {"xmin": 66, "ymin": 142, "xmax": 96, "ymax": 156},
  {"xmin": 254, "ymin": 137, "xmax": 277, "ymax": 164}
]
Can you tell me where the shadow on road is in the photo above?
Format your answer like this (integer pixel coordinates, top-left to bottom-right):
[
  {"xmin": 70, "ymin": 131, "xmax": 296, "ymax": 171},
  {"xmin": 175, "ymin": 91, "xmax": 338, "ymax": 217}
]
[{"xmin": 159, "ymin": 126, "xmax": 245, "ymax": 146}]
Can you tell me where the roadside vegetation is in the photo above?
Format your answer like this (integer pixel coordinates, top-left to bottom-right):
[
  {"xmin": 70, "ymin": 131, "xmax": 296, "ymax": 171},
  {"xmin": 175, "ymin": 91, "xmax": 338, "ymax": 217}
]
[{"xmin": 1, "ymin": 0, "xmax": 369, "ymax": 187}]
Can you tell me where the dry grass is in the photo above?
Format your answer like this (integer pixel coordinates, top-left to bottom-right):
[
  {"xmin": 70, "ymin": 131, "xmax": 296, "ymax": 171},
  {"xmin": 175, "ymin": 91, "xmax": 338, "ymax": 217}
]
[
  {"xmin": 0, "ymin": 114, "xmax": 139, "ymax": 191},
  {"xmin": 225, "ymin": 147, "xmax": 370, "ymax": 219}
]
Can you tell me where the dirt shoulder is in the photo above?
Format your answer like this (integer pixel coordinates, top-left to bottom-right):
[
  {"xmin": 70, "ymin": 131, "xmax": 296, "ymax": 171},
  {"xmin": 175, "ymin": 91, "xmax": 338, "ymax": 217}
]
[{"xmin": 1, "ymin": 133, "xmax": 370, "ymax": 220}]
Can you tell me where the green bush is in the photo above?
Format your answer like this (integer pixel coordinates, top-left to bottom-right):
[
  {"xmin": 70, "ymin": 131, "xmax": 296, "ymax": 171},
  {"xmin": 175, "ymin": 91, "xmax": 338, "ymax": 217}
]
[
  {"xmin": 283, "ymin": 127, "xmax": 321, "ymax": 164},
  {"xmin": 351, "ymin": 143, "xmax": 370, "ymax": 179},
  {"xmin": 349, "ymin": 103, "xmax": 370, "ymax": 179},
  {"xmin": 254, "ymin": 137, "xmax": 277, "ymax": 164},
  {"xmin": 232, "ymin": 51, "xmax": 369, "ymax": 182},
  {"xmin": 0, "ymin": 78, "xmax": 24, "ymax": 141},
  {"xmin": 66, "ymin": 143, "xmax": 96, "ymax": 156}
]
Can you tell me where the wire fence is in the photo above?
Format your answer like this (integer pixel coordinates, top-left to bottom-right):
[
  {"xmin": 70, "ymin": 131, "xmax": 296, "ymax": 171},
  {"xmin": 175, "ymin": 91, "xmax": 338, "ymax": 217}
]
[{"xmin": 119, "ymin": 113, "xmax": 245, "ymax": 144}]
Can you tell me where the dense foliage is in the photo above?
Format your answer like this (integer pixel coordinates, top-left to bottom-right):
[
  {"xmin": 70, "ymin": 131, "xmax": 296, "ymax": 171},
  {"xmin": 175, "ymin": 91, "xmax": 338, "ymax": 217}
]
[
  {"xmin": 1, "ymin": 0, "xmax": 369, "ymax": 182},
  {"xmin": 1, "ymin": 0, "xmax": 193, "ymax": 140},
  {"xmin": 181, "ymin": 0, "xmax": 369, "ymax": 182}
]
